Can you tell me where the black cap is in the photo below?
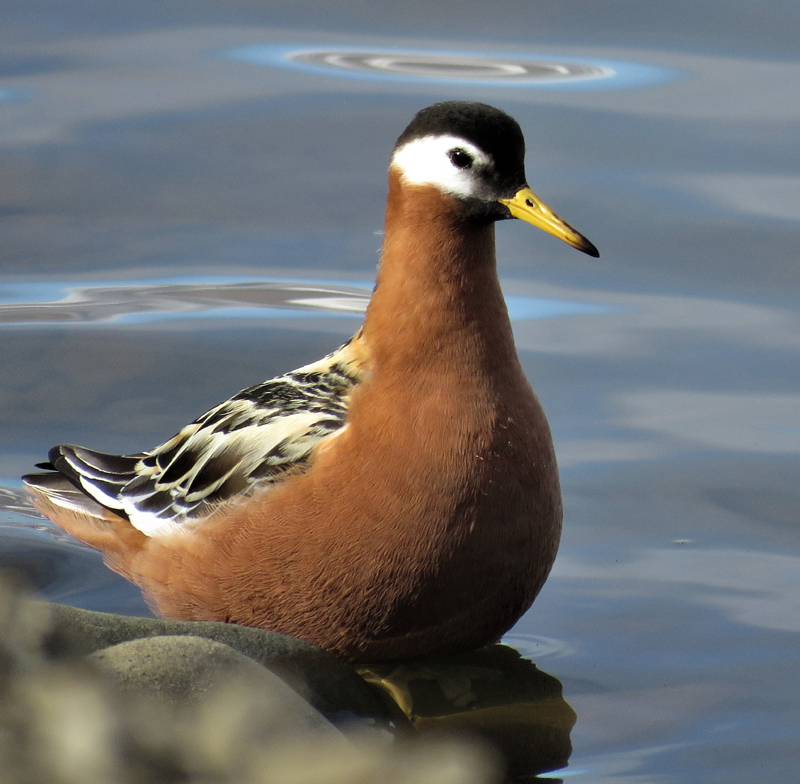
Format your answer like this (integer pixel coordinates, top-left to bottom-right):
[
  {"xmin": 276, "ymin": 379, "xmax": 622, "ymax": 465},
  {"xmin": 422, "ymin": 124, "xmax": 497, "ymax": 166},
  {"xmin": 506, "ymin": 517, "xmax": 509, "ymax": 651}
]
[{"xmin": 395, "ymin": 102, "xmax": 527, "ymax": 195}]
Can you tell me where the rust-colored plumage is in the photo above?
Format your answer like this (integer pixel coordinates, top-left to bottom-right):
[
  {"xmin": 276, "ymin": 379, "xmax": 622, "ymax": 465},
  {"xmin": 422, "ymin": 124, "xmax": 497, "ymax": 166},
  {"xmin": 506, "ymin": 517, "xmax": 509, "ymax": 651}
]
[{"xmin": 25, "ymin": 102, "xmax": 597, "ymax": 662}]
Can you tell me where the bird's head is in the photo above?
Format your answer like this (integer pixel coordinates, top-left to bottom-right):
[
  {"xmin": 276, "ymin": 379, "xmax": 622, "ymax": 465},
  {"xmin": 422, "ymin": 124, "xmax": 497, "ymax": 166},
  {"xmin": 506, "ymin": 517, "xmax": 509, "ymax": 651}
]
[{"xmin": 390, "ymin": 101, "xmax": 599, "ymax": 257}]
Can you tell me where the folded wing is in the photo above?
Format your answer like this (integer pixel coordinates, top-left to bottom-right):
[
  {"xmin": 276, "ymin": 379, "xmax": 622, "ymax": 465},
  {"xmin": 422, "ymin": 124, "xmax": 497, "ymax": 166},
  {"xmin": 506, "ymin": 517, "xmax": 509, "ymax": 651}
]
[{"xmin": 24, "ymin": 341, "xmax": 364, "ymax": 536}]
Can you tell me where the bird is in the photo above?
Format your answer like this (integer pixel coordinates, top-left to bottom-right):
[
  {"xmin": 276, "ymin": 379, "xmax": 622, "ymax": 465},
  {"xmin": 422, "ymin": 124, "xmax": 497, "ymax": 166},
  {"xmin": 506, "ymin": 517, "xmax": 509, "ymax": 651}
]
[{"xmin": 24, "ymin": 101, "xmax": 598, "ymax": 663}]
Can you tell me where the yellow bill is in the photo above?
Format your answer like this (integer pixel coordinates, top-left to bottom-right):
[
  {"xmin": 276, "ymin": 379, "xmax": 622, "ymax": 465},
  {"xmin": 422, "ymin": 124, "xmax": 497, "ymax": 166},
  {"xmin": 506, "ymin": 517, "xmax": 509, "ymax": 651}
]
[{"xmin": 499, "ymin": 187, "xmax": 599, "ymax": 257}]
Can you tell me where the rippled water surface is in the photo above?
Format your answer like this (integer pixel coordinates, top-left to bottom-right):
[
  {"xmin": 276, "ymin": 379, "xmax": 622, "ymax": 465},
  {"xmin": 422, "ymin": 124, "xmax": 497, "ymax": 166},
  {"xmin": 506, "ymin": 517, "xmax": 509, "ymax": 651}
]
[{"xmin": 1, "ymin": 2, "xmax": 799, "ymax": 781}]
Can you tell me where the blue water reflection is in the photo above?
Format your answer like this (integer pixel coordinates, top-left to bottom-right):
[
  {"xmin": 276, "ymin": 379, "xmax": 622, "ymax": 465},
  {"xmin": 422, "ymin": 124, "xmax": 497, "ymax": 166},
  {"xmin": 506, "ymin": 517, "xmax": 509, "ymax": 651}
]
[{"xmin": 0, "ymin": 276, "xmax": 619, "ymax": 325}]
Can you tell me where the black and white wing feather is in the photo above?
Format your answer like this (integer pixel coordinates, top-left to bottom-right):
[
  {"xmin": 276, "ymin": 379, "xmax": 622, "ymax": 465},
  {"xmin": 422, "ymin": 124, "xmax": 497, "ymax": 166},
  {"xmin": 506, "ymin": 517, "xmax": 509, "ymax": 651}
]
[{"xmin": 36, "ymin": 342, "xmax": 364, "ymax": 535}]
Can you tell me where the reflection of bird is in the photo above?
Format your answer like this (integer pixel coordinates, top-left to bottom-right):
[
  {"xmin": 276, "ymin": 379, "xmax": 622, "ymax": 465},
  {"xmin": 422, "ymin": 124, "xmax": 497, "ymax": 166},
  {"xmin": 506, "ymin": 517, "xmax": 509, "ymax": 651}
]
[
  {"xmin": 24, "ymin": 101, "xmax": 598, "ymax": 662},
  {"xmin": 359, "ymin": 644, "xmax": 576, "ymax": 779}
]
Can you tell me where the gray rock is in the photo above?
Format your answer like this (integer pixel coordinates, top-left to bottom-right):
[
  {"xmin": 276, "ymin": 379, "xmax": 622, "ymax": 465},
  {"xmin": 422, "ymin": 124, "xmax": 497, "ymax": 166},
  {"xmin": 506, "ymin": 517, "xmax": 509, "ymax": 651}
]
[
  {"xmin": 91, "ymin": 635, "xmax": 344, "ymax": 740},
  {"xmin": 42, "ymin": 603, "xmax": 409, "ymax": 735},
  {"xmin": 0, "ymin": 584, "xmax": 494, "ymax": 784}
]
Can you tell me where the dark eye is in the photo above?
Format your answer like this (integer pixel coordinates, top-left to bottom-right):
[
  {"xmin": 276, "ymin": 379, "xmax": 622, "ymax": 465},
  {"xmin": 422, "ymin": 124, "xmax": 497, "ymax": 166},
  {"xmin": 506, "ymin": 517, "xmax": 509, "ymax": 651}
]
[{"xmin": 448, "ymin": 148, "xmax": 473, "ymax": 169}]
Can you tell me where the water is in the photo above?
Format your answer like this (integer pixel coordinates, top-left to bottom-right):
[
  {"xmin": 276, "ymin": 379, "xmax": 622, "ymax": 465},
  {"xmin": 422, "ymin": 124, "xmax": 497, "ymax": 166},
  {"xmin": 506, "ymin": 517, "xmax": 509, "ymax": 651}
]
[{"xmin": 1, "ymin": 2, "xmax": 798, "ymax": 781}]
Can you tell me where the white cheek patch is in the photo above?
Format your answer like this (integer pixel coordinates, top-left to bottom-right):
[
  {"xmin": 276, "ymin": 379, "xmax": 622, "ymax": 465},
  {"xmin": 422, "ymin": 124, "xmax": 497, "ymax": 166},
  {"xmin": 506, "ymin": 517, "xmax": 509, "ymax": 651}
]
[{"xmin": 390, "ymin": 135, "xmax": 493, "ymax": 200}]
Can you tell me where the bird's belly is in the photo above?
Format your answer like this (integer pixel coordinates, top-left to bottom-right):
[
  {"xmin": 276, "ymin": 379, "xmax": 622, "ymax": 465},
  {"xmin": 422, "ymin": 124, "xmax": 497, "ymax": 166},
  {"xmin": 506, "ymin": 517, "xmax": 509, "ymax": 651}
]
[{"xmin": 225, "ymin": 410, "xmax": 561, "ymax": 659}]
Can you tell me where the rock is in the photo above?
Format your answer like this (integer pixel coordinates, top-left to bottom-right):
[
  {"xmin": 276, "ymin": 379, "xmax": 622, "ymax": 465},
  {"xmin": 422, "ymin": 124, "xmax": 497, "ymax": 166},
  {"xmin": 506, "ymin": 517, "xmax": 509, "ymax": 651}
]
[
  {"xmin": 0, "ymin": 582, "xmax": 495, "ymax": 784},
  {"xmin": 91, "ymin": 635, "xmax": 345, "ymax": 740},
  {"xmin": 42, "ymin": 603, "xmax": 409, "ymax": 735}
]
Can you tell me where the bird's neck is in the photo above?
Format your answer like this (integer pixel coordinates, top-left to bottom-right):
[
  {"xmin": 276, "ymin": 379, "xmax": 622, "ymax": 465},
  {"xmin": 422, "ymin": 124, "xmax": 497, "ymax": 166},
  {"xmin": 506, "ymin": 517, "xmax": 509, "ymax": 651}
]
[{"xmin": 362, "ymin": 170, "xmax": 518, "ymax": 373}]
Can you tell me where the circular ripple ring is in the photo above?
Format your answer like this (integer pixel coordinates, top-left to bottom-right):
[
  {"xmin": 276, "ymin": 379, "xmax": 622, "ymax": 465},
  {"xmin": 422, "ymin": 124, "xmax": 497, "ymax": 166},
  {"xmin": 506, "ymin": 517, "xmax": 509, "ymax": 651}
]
[{"xmin": 288, "ymin": 50, "xmax": 613, "ymax": 83}]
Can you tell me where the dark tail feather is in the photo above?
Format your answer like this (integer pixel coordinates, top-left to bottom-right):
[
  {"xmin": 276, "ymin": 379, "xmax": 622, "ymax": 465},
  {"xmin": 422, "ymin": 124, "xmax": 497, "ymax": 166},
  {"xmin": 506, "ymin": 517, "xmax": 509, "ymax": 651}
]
[
  {"xmin": 49, "ymin": 444, "xmax": 141, "ymax": 483},
  {"xmin": 46, "ymin": 445, "xmax": 146, "ymax": 514}
]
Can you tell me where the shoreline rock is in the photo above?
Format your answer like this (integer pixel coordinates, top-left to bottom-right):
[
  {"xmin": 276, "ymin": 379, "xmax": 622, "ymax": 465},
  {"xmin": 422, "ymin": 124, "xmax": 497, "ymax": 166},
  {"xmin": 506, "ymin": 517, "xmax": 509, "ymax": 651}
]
[{"xmin": 43, "ymin": 602, "xmax": 408, "ymax": 735}]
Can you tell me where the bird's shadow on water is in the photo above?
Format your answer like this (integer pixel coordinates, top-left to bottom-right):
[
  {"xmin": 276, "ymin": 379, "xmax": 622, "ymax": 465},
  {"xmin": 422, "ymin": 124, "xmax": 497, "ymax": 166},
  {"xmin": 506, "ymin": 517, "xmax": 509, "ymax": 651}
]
[{"xmin": 359, "ymin": 643, "xmax": 576, "ymax": 782}]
